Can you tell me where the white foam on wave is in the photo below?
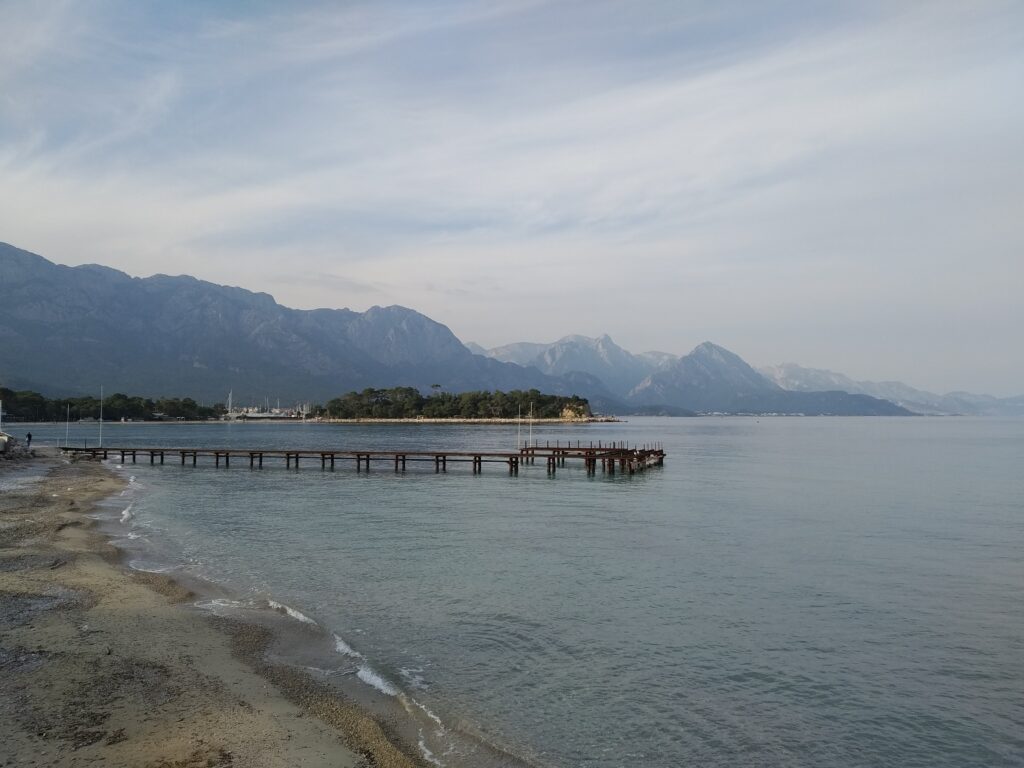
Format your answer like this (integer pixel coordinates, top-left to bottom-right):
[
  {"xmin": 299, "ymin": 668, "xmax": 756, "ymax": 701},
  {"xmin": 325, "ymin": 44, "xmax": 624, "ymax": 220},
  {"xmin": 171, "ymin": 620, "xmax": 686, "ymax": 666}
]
[
  {"xmin": 417, "ymin": 730, "xmax": 445, "ymax": 766},
  {"xmin": 402, "ymin": 696, "xmax": 447, "ymax": 767},
  {"xmin": 267, "ymin": 599, "xmax": 318, "ymax": 626},
  {"xmin": 120, "ymin": 502, "xmax": 135, "ymax": 523},
  {"xmin": 340, "ymin": 640, "xmax": 447, "ymax": 753},
  {"xmin": 356, "ymin": 664, "xmax": 399, "ymax": 696},
  {"xmin": 194, "ymin": 597, "xmax": 248, "ymax": 613},
  {"xmin": 406, "ymin": 695, "xmax": 445, "ymax": 732},
  {"xmin": 333, "ymin": 633, "xmax": 365, "ymax": 660}
]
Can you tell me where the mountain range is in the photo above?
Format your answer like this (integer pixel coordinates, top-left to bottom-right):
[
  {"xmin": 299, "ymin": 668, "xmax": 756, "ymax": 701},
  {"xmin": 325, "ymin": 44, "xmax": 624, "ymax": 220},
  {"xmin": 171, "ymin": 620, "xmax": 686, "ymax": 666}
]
[
  {"xmin": 471, "ymin": 336, "xmax": 909, "ymax": 415},
  {"xmin": 3, "ymin": 241, "xmax": 1015, "ymax": 416},
  {"xmin": 759, "ymin": 363, "xmax": 1024, "ymax": 417},
  {"xmin": 0, "ymin": 242, "xmax": 585, "ymax": 406}
]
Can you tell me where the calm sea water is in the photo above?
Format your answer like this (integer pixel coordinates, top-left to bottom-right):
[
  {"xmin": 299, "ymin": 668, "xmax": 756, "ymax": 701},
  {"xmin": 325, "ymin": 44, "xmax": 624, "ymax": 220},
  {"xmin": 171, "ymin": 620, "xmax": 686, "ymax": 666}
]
[{"xmin": 19, "ymin": 417, "xmax": 1024, "ymax": 767}]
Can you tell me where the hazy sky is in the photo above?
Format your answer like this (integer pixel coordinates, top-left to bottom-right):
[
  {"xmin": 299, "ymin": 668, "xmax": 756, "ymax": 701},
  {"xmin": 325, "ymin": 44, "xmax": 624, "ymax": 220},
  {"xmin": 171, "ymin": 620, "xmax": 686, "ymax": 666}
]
[{"xmin": 1, "ymin": 1, "xmax": 1021, "ymax": 394}]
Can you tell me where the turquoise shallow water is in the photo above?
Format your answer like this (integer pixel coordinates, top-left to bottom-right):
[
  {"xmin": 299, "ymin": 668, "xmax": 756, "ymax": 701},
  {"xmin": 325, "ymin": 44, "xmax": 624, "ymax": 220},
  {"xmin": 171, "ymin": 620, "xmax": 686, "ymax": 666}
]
[{"xmin": 19, "ymin": 417, "xmax": 1024, "ymax": 766}]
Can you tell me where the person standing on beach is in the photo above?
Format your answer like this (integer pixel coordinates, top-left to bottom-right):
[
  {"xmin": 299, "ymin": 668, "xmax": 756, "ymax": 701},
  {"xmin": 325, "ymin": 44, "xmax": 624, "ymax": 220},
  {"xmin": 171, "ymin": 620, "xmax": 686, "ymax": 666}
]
[{"xmin": 26, "ymin": 432, "xmax": 32, "ymax": 448}]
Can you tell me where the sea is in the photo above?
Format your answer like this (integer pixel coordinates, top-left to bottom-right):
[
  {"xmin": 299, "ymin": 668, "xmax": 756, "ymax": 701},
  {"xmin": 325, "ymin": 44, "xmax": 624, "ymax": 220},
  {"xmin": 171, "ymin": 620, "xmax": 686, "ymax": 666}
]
[{"xmin": 12, "ymin": 416, "xmax": 1024, "ymax": 767}]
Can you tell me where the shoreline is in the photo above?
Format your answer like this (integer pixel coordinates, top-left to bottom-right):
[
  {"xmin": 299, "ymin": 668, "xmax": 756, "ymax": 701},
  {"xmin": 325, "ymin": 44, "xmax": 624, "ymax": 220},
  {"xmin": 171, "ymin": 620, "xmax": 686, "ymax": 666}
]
[
  {"xmin": 316, "ymin": 416, "xmax": 619, "ymax": 424},
  {"xmin": 7, "ymin": 416, "xmax": 621, "ymax": 427},
  {"xmin": 0, "ymin": 452, "xmax": 428, "ymax": 767}
]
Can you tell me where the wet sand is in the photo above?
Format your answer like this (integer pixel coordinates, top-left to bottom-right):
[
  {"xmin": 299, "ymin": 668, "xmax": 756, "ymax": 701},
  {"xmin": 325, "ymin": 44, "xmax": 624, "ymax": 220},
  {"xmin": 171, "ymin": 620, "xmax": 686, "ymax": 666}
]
[{"xmin": 0, "ymin": 453, "xmax": 424, "ymax": 768}]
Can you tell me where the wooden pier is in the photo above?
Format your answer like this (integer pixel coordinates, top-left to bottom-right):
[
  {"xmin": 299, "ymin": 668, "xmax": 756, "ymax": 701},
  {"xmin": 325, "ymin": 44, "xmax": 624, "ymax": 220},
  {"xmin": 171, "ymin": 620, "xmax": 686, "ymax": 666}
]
[{"xmin": 60, "ymin": 440, "xmax": 665, "ymax": 476}]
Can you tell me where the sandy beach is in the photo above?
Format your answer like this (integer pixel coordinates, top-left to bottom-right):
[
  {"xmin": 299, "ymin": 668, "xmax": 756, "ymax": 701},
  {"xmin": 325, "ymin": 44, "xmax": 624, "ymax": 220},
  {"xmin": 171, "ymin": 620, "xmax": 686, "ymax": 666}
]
[{"xmin": 0, "ymin": 453, "xmax": 425, "ymax": 768}]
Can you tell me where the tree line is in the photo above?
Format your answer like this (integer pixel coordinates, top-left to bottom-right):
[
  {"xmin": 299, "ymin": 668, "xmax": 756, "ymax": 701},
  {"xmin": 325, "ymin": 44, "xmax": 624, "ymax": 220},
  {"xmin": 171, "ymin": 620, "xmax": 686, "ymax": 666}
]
[
  {"xmin": 0, "ymin": 386, "xmax": 590, "ymax": 423},
  {"xmin": 0, "ymin": 388, "xmax": 225, "ymax": 422},
  {"xmin": 322, "ymin": 387, "xmax": 590, "ymax": 419}
]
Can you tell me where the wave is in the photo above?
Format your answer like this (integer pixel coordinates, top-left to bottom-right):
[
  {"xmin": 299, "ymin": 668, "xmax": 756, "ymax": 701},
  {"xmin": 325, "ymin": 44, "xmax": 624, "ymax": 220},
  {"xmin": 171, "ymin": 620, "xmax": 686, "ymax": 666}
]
[
  {"xmin": 334, "ymin": 636, "xmax": 407, "ymax": 698},
  {"xmin": 356, "ymin": 664, "xmax": 400, "ymax": 696},
  {"xmin": 409, "ymin": 696, "xmax": 445, "ymax": 729},
  {"xmin": 267, "ymin": 599, "xmax": 318, "ymax": 626},
  {"xmin": 406, "ymin": 697, "xmax": 447, "ymax": 767},
  {"xmin": 333, "ymin": 634, "xmax": 449, "ymax": 763},
  {"xmin": 417, "ymin": 730, "xmax": 444, "ymax": 766},
  {"xmin": 194, "ymin": 597, "xmax": 249, "ymax": 614},
  {"xmin": 120, "ymin": 502, "xmax": 135, "ymax": 523},
  {"xmin": 333, "ymin": 633, "xmax": 366, "ymax": 660},
  {"xmin": 344, "ymin": 653, "xmax": 450, "ymax": 765}
]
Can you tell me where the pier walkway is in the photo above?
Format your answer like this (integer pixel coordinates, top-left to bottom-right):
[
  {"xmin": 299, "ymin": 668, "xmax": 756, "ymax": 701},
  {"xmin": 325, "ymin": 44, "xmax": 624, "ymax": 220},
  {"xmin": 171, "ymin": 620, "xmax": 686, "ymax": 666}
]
[{"xmin": 60, "ymin": 441, "xmax": 665, "ymax": 476}]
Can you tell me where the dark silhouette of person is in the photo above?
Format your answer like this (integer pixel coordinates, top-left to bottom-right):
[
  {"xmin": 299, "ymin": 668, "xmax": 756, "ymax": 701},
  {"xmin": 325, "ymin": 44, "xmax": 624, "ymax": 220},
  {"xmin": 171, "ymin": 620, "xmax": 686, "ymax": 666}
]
[{"xmin": 26, "ymin": 432, "xmax": 32, "ymax": 448}]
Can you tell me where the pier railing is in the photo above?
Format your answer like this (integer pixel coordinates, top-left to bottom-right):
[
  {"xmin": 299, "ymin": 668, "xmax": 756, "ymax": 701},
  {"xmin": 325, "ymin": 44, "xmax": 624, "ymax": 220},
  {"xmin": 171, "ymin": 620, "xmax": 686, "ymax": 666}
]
[{"xmin": 60, "ymin": 441, "xmax": 665, "ymax": 476}]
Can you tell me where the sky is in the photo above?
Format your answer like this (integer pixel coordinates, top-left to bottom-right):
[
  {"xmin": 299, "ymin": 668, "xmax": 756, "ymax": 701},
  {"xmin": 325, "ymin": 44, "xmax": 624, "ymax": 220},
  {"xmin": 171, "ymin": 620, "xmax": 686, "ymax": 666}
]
[{"xmin": 1, "ymin": 1, "xmax": 1022, "ymax": 395}]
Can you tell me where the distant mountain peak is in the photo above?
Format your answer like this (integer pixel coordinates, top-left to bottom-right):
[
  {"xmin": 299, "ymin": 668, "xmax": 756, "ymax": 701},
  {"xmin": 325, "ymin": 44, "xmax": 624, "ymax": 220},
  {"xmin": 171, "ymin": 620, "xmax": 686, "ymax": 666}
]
[
  {"xmin": 628, "ymin": 341, "xmax": 909, "ymax": 414},
  {"xmin": 480, "ymin": 332, "xmax": 664, "ymax": 398},
  {"xmin": 690, "ymin": 341, "xmax": 741, "ymax": 360},
  {"xmin": 362, "ymin": 304, "xmax": 425, "ymax": 320},
  {"xmin": 556, "ymin": 333, "xmax": 616, "ymax": 347}
]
